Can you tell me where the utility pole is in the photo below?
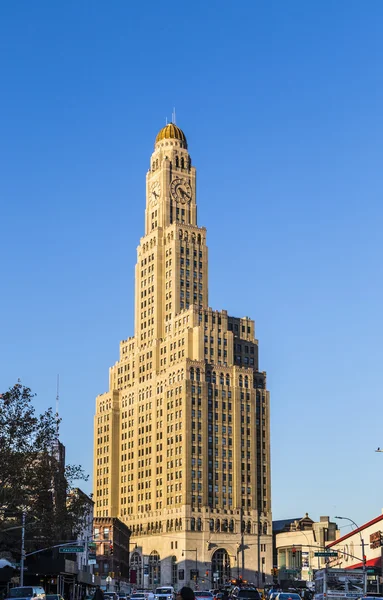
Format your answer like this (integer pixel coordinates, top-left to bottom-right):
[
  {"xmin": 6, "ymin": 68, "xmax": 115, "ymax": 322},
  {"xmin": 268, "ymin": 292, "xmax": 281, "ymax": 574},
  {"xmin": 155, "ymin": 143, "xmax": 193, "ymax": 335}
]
[
  {"xmin": 20, "ymin": 511, "xmax": 26, "ymax": 586},
  {"xmin": 240, "ymin": 507, "xmax": 245, "ymax": 579}
]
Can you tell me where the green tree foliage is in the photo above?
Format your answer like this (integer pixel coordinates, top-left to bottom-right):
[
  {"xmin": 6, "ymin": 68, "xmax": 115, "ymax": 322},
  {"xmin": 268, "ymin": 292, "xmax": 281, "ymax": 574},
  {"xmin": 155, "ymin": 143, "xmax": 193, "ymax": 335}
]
[{"xmin": 0, "ymin": 382, "xmax": 90, "ymax": 559}]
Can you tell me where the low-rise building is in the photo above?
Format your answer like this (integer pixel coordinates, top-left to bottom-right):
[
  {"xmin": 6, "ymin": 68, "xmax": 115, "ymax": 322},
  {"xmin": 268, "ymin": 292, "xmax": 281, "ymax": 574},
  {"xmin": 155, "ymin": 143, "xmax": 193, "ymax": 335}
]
[
  {"xmin": 327, "ymin": 511, "xmax": 383, "ymax": 594},
  {"xmin": 275, "ymin": 514, "xmax": 338, "ymax": 582},
  {"xmin": 94, "ymin": 517, "xmax": 131, "ymax": 591}
]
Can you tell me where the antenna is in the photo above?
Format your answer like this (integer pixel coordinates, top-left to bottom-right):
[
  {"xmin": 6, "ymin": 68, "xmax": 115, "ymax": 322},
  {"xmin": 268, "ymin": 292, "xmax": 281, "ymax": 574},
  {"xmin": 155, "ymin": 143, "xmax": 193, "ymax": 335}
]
[
  {"xmin": 172, "ymin": 107, "xmax": 177, "ymax": 124},
  {"xmin": 55, "ymin": 374, "xmax": 59, "ymax": 438},
  {"xmin": 165, "ymin": 116, "xmax": 168, "ymax": 125}
]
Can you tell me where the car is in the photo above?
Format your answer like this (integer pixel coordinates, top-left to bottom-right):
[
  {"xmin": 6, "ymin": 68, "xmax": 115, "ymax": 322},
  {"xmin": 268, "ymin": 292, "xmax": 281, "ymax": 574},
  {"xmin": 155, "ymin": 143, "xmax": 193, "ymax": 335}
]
[
  {"xmin": 7, "ymin": 588, "xmax": 46, "ymax": 600},
  {"xmin": 231, "ymin": 590, "xmax": 261, "ymax": 600},
  {"xmin": 105, "ymin": 595, "xmax": 118, "ymax": 600},
  {"xmin": 275, "ymin": 594, "xmax": 301, "ymax": 600},
  {"xmin": 195, "ymin": 593, "xmax": 214, "ymax": 600},
  {"xmin": 130, "ymin": 594, "xmax": 146, "ymax": 600},
  {"xmin": 118, "ymin": 596, "xmax": 128, "ymax": 600},
  {"xmin": 154, "ymin": 588, "xmax": 175, "ymax": 600},
  {"xmin": 47, "ymin": 596, "xmax": 65, "ymax": 600}
]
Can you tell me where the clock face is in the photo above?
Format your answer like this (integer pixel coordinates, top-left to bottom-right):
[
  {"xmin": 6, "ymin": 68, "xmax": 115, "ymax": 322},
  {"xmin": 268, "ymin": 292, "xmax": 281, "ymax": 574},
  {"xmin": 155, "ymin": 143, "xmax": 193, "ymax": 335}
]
[
  {"xmin": 150, "ymin": 181, "xmax": 161, "ymax": 205},
  {"xmin": 170, "ymin": 178, "xmax": 192, "ymax": 204}
]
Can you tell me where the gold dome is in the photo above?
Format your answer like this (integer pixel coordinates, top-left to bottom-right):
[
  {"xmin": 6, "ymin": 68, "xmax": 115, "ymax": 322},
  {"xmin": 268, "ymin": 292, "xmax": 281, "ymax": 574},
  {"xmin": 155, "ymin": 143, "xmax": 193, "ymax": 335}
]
[{"xmin": 155, "ymin": 123, "xmax": 188, "ymax": 148}]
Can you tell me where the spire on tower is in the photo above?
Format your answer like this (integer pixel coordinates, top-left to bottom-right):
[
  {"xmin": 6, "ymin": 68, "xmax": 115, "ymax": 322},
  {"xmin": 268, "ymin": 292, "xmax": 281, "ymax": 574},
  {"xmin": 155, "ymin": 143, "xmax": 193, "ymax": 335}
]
[{"xmin": 55, "ymin": 374, "xmax": 60, "ymax": 438}]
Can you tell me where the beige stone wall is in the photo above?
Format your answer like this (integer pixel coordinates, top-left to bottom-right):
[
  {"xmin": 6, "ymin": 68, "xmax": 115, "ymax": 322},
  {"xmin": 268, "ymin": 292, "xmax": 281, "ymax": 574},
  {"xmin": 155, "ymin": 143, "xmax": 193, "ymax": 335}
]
[{"xmin": 93, "ymin": 126, "xmax": 273, "ymax": 588}]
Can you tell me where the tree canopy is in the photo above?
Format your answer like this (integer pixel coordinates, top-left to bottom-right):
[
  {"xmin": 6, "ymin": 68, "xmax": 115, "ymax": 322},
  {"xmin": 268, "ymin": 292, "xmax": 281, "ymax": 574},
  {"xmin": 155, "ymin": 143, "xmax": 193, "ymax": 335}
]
[{"xmin": 0, "ymin": 382, "xmax": 90, "ymax": 559}]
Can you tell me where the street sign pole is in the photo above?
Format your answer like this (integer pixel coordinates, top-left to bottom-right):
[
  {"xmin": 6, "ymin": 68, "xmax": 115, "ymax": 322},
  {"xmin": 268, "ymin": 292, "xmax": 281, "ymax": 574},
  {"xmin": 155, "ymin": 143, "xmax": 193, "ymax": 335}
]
[{"xmin": 20, "ymin": 511, "xmax": 26, "ymax": 587}]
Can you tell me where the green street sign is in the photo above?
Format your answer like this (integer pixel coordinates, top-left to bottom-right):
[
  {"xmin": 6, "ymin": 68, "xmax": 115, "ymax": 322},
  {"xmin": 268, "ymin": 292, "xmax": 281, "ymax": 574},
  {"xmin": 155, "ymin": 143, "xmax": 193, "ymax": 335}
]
[
  {"xmin": 59, "ymin": 546, "xmax": 84, "ymax": 553},
  {"xmin": 314, "ymin": 552, "xmax": 338, "ymax": 557}
]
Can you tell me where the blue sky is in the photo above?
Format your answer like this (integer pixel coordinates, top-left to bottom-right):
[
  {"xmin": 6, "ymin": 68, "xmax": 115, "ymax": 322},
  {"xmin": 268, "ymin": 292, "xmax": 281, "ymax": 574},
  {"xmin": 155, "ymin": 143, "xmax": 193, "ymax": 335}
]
[{"xmin": 1, "ymin": 0, "xmax": 383, "ymax": 528}]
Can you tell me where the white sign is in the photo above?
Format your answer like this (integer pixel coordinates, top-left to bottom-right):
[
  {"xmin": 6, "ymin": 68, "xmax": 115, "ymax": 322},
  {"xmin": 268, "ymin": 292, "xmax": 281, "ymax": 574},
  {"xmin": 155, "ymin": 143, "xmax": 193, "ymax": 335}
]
[
  {"xmin": 88, "ymin": 559, "xmax": 96, "ymax": 565},
  {"xmin": 302, "ymin": 552, "xmax": 309, "ymax": 571},
  {"xmin": 106, "ymin": 576, "xmax": 112, "ymax": 582}
]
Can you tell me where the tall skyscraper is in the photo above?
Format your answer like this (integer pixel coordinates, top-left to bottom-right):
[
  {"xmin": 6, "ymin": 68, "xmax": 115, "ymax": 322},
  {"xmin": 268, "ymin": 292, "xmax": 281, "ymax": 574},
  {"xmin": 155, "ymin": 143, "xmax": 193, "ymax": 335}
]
[{"xmin": 94, "ymin": 123, "xmax": 272, "ymax": 588}]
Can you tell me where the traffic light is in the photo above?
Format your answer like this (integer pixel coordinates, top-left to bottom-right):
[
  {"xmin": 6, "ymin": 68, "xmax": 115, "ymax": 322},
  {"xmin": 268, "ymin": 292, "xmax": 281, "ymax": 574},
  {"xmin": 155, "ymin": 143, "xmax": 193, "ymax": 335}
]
[
  {"xmin": 110, "ymin": 543, "xmax": 114, "ymax": 555},
  {"xmin": 292, "ymin": 547, "xmax": 296, "ymax": 555},
  {"xmin": 205, "ymin": 571, "xmax": 209, "ymax": 577}
]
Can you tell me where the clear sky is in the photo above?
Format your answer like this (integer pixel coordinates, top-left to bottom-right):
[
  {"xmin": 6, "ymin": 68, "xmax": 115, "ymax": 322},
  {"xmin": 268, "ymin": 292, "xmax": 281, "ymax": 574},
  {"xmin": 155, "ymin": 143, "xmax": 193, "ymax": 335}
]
[{"xmin": 1, "ymin": 0, "xmax": 383, "ymax": 528}]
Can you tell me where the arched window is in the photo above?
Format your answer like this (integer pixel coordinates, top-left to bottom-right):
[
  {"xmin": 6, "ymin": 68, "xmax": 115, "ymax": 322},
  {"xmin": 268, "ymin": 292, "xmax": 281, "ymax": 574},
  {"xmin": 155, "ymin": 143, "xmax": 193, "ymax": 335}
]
[
  {"xmin": 220, "ymin": 373, "xmax": 224, "ymax": 385},
  {"xmin": 212, "ymin": 372, "xmax": 216, "ymax": 384},
  {"xmin": 239, "ymin": 375, "xmax": 243, "ymax": 388},
  {"xmin": 130, "ymin": 552, "xmax": 142, "ymax": 586},
  {"xmin": 190, "ymin": 368, "xmax": 194, "ymax": 381},
  {"xmin": 196, "ymin": 368, "xmax": 200, "ymax": 382},
  {"xmin": 191, "ymin": 517, "xmax": 195, "ymax": 531},
  {"xmin": 222, "ymin": 519, "xmax": 228, "ymax": 532},
  {"xmin": 241, "ymin": 520, "xmax": 246, "ymax": 533},
  {"xmin": 247, "ymin": 521, "xmax": 251, "ymax": 534},
  {"xmin": 175, "ymin": 518, "xmax": 179, "ymax": 530},
  {"xmin": 149, "ymin": 551, "xmax": 161, "ymax": 586},
  {"xmin": 175, "ymin": 156, "xmax": 179, "ymax": 167},
  {"xmin": 211, "ymin": 549, "xmax": 231, "ymax": 586},
  {"xmin": 181, "ymin": 157, "xmax": 185, "ymax": 168},
  {"xmin": 197, "ymin": 517, "xmax": 202, "ymax": 531},
  {"xmin": 263, "ymin": 522, "xmax": 268, "ymax": 535},
  {"xmin": 210, "ymin": 519, "xmax": 214, "ymax": 532},
  {"xmin": 206, "ymin": 371, "xmax": 211, "ymax": 383},
  {"xmin": 226, "ymin": 374, "xmax": 230, "ymax": 386},
  {"xmin": 179, "ymin": 518, "xmax": 182, "ymax": 530},
  {"xmin": 244, "ymin": 376, "xmax": 249, "ymax": 389},
  {"xmin": 215, "ymin": 518, "xmax": 220, "ymax": 532},
  {"xmin": 229, "ymin": 519, "xmax": 234, "ymax": 532}
]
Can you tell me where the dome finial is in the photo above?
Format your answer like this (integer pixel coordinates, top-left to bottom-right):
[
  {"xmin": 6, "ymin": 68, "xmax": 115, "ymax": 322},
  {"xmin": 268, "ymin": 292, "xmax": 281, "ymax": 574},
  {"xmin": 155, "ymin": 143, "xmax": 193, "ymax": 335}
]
[{"xmin": 155, "ymin": 122, "xmax": 187, "ymax": 149}]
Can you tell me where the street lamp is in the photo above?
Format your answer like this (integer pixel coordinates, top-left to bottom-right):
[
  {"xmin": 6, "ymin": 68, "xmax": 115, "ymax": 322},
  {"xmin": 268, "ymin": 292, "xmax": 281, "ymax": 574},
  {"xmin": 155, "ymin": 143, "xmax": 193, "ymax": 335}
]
[{"xmin": 334, "ymin": 516, "xmax": 366, "ymax": 593}]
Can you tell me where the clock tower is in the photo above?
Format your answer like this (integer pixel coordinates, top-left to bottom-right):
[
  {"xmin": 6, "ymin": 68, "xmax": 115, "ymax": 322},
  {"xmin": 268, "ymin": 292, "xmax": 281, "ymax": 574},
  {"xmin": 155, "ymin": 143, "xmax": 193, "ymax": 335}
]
[
  {"xmin": 136, "ymin": 123, "xmax": 208, "ymax": 341},
  {"xmin": 145, "ymin": 123, "xmax": 197, "ymax": 233}
]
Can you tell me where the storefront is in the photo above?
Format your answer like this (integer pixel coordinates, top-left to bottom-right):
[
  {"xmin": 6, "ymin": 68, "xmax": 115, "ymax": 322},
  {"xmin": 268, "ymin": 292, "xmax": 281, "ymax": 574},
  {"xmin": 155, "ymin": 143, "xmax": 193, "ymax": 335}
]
[{"xmin": 326, "ymin": 513, "xmax": 383, "ymax": 594}]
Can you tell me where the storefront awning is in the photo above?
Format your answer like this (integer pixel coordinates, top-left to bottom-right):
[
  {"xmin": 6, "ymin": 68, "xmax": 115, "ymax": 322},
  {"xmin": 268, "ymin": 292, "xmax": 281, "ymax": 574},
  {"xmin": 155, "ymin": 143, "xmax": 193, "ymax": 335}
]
[{"xmin": 346, "ymin": 557, "xmax": 381, "ymax": 570}]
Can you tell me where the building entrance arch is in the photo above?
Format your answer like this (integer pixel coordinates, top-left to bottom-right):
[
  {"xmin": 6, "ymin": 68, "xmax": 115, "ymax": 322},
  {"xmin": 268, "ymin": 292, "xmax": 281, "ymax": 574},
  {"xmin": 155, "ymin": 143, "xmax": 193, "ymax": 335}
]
[
  {"xmin": 149, "ymin": 550, "xmax": 161, "ymax": 586},
  {"xmin": 211, "ymin": 548, "xmax": 231, "ymax": 585},
  {"xmin": 130, "ymin": 551, "xmax": 142, "ymax": 586}
]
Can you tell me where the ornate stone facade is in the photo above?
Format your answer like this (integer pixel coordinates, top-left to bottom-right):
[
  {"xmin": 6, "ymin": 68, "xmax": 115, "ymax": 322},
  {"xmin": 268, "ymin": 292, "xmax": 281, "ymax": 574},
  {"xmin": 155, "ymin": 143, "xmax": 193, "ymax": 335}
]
[{"xmin": 93, "ymin": 123, "xmax": 272, "ymax": 588}]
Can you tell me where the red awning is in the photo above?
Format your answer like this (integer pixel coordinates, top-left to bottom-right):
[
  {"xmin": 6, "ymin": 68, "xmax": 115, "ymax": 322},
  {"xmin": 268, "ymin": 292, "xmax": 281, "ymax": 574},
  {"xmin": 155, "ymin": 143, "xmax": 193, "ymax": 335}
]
[{"xmin": 346, "ymin": 557, "xmax": 382, "ymax": 570}]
